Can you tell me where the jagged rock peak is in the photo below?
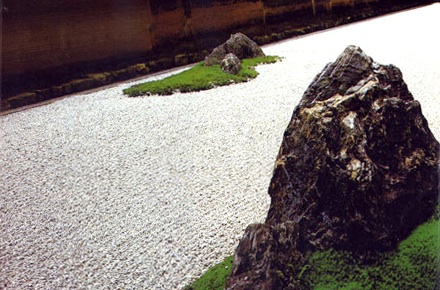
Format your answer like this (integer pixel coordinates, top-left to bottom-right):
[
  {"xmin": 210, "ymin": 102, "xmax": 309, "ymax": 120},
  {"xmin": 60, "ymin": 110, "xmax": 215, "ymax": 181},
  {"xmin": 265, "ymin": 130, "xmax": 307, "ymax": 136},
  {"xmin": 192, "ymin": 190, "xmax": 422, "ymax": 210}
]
[
  {"xmin": 226, "ymin": 45, "xmax": 439, "ymax": 290},
  {"xmin": 299, "ymin": 45, "xmax": 413, "ymax": 107}
]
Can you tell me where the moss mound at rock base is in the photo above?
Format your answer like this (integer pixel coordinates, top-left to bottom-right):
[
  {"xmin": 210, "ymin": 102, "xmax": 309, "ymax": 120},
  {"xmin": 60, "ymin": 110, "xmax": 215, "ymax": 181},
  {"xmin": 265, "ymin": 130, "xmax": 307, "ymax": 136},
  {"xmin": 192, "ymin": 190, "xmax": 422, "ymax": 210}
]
[
  {"xmin": 186, "ymin": 214, "xmax": 439, "ymax": 290},
  {"xmin": 184, "ymin": 256, "xmax": 234, "ymax": 290},
  {"xmin": 300, "ymin": 215, "xmax": 439, "ymax": 289}
]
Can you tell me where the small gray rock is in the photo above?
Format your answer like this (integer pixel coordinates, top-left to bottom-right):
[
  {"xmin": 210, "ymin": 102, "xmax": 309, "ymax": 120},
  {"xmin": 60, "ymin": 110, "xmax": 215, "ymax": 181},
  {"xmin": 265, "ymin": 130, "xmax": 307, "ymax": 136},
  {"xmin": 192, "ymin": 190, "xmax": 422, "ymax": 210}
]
[{"xmin": 221, "ymin": 53, "xmax": 241, "ymax": 75}]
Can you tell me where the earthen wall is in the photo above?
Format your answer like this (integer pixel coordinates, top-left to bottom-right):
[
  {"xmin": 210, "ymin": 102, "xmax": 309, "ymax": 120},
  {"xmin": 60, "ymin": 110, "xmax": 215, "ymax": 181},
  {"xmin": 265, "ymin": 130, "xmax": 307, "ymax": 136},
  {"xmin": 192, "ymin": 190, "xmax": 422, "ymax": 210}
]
[{"xmin": 1, "ymin": 0, "xmax": 432, "ymax": 110}]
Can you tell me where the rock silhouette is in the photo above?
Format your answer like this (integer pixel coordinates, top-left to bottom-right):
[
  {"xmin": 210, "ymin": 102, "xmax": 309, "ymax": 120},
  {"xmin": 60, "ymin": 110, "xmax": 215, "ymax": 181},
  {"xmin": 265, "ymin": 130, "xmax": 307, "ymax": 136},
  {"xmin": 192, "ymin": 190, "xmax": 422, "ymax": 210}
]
[
  {"xmin": 204, "ymin": 32, "xmax": 265, "ymax": 66},
  {"xmin": 226, "ymin": 45, "xmax": 439, "ymax": 289}
]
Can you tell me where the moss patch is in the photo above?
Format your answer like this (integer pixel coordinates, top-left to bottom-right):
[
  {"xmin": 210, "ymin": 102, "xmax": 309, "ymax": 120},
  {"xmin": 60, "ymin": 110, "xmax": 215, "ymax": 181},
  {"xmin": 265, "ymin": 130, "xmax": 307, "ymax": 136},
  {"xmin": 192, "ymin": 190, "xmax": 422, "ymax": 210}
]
[
  {"xmin": 186, "ymin": 214, "xmax": 439, "ymax": 289},
  {"xmin": 184, "ymin": 255, "xmax": 234, "ymax": 290},
  {"xmin": 299, "ymin": 215, "xmax": 439, "ymax": 289},
  {"xmin": 123, "ymin": 56, "xmax": 280, "ymax": 97}
]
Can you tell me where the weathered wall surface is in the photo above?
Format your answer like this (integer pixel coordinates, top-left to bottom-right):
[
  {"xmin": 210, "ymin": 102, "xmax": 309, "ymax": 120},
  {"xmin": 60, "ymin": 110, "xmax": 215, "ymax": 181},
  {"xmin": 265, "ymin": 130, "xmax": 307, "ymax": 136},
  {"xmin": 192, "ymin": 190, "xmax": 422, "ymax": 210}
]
[
  {"xmin": 2, "ymin": 0, "xmax": 153, "ymax": 77},
  {"xmin": 1, "ymin": 0, "xmax": 434, "ymax": 111}
]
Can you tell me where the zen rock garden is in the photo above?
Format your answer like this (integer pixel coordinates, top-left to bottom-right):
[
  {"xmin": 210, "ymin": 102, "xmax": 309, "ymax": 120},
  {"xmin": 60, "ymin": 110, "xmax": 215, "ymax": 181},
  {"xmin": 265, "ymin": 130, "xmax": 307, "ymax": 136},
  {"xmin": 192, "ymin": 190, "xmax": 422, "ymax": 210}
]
[
  {"xmin": 3, "ymin": 6, "xmax": 439, "ymax": 288},
  {"xmin": 226, "ymin": 45, "xmax": 439, "ymax": 289}
]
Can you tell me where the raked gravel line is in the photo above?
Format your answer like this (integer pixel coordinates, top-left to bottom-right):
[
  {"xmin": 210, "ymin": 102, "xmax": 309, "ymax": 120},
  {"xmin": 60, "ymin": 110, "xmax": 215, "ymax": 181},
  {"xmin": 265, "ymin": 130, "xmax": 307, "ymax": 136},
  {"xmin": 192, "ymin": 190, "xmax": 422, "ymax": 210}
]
[{"xmin": 1, "ymin": 4, "xmax": 439, "ymax": 289}]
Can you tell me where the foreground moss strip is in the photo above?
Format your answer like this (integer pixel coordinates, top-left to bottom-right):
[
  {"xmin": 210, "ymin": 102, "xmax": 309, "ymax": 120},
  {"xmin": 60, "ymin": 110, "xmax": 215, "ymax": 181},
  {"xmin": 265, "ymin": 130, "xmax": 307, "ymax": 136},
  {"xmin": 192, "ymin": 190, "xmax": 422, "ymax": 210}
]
[
  {"xmin": 184, "ymin": 256, "xmax": 234, "ymax": 290},
  {"xmin": 300, "ymin": 216, "xmax": 439, "ymax": 290},
  {"xmin": 123, "ymin": 56, "xmax": 280, "ymax": 97},
  {"xmin": 186, "ymin": 215, "xmax": 439, "ymax": 289}
]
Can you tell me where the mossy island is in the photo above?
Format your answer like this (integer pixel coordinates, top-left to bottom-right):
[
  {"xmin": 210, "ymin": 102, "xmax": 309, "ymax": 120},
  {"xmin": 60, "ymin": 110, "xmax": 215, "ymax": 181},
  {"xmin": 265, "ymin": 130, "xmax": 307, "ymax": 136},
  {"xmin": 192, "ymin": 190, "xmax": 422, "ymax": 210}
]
[{"xmin": 123, "ymin": 56, "xmax": 280, "ymax": 97}]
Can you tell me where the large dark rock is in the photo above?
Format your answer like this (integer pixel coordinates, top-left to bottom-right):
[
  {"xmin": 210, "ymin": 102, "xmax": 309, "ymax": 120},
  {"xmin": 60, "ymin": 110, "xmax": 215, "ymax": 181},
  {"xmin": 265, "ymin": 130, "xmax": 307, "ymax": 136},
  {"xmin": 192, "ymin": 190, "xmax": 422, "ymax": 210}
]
[
  {"xmin": 204, "ymin": 32, "xmax": 265, "ymax": 66},
  {"xmin": 226, "ymin": 45, "xmax": 439, "ymax": 289}
]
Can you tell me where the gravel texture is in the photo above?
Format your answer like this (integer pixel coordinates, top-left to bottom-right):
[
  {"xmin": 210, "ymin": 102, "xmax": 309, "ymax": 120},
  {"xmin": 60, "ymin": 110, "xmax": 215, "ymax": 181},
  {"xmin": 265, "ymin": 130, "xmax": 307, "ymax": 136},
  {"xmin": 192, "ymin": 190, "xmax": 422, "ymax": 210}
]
[{"xmin": 1, "ymin": 4, "xmax": 439, "ymax": 289}]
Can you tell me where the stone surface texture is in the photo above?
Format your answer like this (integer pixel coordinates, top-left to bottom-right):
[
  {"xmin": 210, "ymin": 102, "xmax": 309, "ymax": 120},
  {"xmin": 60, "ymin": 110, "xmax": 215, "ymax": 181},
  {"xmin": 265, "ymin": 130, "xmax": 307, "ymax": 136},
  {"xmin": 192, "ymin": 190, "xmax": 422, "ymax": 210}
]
[
  {"xmin": 226, "ymin": 45, "xmax": 440, "ymax": 289},
  {"xmin": 204, "ymin": 32, "xmax": 265, "ymax": 66},
  {"xmin": 221, "ymin": 53, "xmax": 242, "ymax": 74}
]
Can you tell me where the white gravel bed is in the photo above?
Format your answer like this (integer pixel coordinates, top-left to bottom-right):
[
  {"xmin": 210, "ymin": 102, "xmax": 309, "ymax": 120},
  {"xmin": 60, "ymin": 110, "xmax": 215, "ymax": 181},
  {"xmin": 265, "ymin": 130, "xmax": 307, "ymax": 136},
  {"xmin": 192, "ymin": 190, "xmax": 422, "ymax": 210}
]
[{"xmin": 1, "ymin": 4, "xmax": 439, "ymax": 289}]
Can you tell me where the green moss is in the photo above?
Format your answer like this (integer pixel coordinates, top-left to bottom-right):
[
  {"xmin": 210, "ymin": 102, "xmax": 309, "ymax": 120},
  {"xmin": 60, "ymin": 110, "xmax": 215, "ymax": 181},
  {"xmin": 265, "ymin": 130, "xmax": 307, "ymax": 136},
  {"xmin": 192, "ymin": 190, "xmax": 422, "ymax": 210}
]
[
  {"xmin": 299, "ymin": 216, "xmax": 439, "ymax": 289},
  {"xmin": 186, "ymin": 213, "xmax": 438, "ymax": 290},
  {"xmin": 184, "ymin": 255, "xmax": 234, "ymax": 290},
  {"xmin": 123, "ymin": 56, "xmax": 280, "ymax": 97}
]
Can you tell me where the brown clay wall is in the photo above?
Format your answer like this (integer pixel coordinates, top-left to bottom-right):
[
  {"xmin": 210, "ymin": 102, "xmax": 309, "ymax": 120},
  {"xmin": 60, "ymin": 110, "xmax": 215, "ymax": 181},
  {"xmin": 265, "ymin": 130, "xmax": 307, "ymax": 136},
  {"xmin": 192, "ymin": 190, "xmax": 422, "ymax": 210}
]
[
  {"xmin": 151, "ymin": 2, "xmax": 186, "ymax": 45},
  {"xmin": 2, "ymin": 0, "xmax": 153, "ymax": 77},
  {"xmin": 191, "ymin": 2, "xmax": 264, "ymax": 35},
  {"xmin": 1, "ymin": 0, "xmax": 434, "ymax": 111}
]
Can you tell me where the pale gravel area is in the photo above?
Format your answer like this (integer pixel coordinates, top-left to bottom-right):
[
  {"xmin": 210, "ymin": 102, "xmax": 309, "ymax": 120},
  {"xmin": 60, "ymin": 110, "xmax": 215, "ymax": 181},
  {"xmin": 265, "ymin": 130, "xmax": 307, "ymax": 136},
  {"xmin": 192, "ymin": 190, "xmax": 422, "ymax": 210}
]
[{"xmin": 1, "ymin": 4, "xmax": 439, "ymax": 289}]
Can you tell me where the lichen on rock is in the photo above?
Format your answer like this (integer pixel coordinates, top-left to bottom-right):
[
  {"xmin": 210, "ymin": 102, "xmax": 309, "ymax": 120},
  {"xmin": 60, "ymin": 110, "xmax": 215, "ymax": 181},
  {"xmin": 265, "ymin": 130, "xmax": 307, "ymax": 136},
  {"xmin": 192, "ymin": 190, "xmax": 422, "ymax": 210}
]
[{"xmin": 226, "ymin": 45, "xmax": 439, "ymax": 290}]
